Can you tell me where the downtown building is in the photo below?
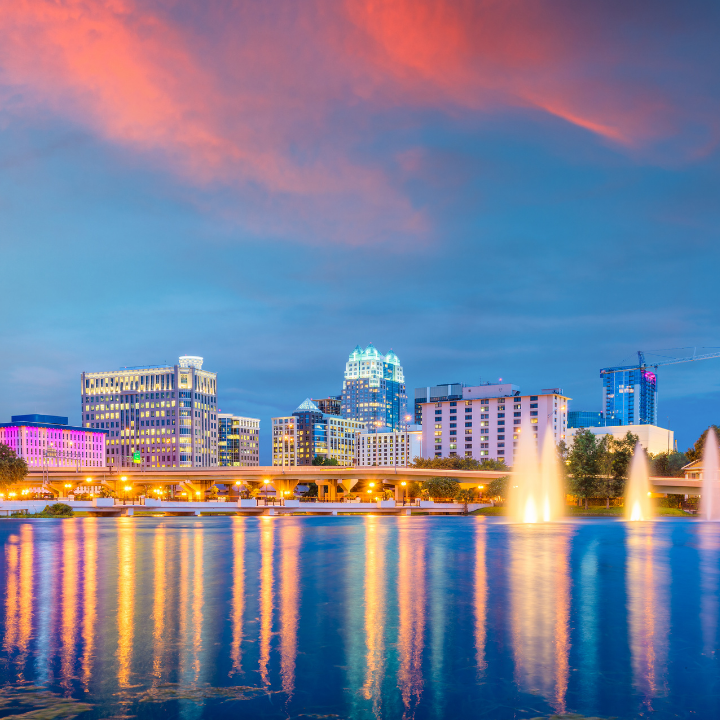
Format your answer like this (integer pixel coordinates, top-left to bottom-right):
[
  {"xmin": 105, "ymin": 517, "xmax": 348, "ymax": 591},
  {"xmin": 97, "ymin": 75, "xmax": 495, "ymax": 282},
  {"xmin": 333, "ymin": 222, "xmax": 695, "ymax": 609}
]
[
  {"xmin": 81, "ymin": 356, "xmax": 218, "ymax": 469},
  {"xmin": 0, "ymin": 414, "xmax": 106, "ymax": 469},
  {"xmin": 420, "ymin": 382, "xmax": 569, "ymax": 465},
  {"xmin": 355, "ymin": 425, "xmax": 423, "ymax": 467},
  {"xmin": 272, "ymin": 399, "xmax": 365, "ymax": 466},
  {"xmin": 341, "ymin": 344, "xmax": 407, "ymax": 431},
  {"xmin": 218, "ymin": 414, "xmax": 260, "ymax": 466},
  {"xmin": 601, "ymin": 366, "xmax": 658, "ymax": 426}
]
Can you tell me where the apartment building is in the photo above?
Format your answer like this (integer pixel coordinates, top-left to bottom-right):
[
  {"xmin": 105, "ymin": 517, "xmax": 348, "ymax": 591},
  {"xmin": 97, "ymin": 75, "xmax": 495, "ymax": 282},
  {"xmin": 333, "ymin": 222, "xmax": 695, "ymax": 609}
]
[
  {"xmin": 218, "ymin": 413, "xmax": 260, "ymax": 466},
  {"xmin": 355, "ymin": 425, "xmax": 423, "ymax": 467}
]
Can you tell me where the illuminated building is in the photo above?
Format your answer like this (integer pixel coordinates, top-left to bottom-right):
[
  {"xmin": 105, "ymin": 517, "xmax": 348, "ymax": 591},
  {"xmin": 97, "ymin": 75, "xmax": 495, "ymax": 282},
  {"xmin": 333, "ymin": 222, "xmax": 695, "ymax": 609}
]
[
  {"xmin": 602, "ymin": 367, "xmax": 658, "ymax": 426},
  {"xmin": 272, "ymin": 399, "xmax": 365, "ymax": 466},
  {"xmin": 414, "ymin": 383, "xmax": 463, "ymax": 424},
  {"xmin": 341, "ymin": 344, "xmax": 407, "ymax": 430},
  {"xmin": 0, "ymin": 414, "xmax": 106, "ymax": 468},
  {"xmin": 314, "ymin": 395, "xmax": 342, "ymax": 416},
  {"xmin": 356, "ymin": 425, "xmax": 423, "ymax": 467},
  {"xmin": 420, "ymin": 383, "xmax": 569, "ymax": 464},
  {"xmin": 218, "ymin": 413, "xmax": 260, "ymax": 466},
  {"xmin": 80, "ymin": 355, "xmax": 218, "ymax": 469}
]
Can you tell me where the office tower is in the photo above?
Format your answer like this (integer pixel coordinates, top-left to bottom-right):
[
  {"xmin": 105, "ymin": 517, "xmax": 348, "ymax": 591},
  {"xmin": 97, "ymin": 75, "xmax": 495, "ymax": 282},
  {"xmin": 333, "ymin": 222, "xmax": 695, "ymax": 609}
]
[
  {"xmin": 567, "ymin": 411, "xmax": 604, "ymax": 429},
  {"xmin": 414, "ymin": 383, "xmax": 464, "ymax": 424},
  {"xmin": 420, "ymin": 382, "xmax": 569, "ymax": 465},
  {"xmin": 341, "ymin": 344, "xmax": 407, "ymax": 430},
  {"xmin": 272, "ymin": 399, "xmax": 365, "ymax": 466},
  {"xmin": 314, "ymin": 395, "xmax": 342, "ymax": 416},
  {"xmin": 218, "ymin": 414, "xmax": 260, "ymax": 466},
  {"xmin": 601, "ymin": 367, "xmax": 658, "ymax": 426},
  {"xmin": 81, "ymin": 355, "xmax": 218, "ymax": 469},
  {"xmin": 355, "ymin": 425, "xmax": 423, "ymax": 467},
  {"xmin": 0, "ymin": 414, "xmax": 106, "ymax": 469}
]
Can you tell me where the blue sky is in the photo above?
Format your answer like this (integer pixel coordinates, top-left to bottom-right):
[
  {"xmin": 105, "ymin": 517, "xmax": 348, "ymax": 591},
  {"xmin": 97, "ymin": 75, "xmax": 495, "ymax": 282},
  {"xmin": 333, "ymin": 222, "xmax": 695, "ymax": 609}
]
[{"xmin": 1, "ymin": 1, "xmax": 718, "ymax": 460}]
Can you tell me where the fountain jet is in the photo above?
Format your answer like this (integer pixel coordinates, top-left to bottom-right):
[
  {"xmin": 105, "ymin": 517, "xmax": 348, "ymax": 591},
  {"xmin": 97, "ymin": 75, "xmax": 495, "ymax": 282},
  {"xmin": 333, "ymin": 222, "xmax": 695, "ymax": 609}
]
[
  {"xmin": 624, "ymin": 444, "xmax": 653, "ymax": 521},
  {"xmin": 701, "ymin": 428, "xmax": 720, "ymax": 521}
]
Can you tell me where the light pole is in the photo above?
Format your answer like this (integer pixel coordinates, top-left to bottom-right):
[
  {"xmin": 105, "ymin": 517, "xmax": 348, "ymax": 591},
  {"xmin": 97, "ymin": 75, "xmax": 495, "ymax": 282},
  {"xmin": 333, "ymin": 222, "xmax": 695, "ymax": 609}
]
[
  {"xmin": 401, "ymin": 480, "xmax": 407, "ymax": 506},
  {"xmin": 124, "ymin": 485, "xmax": 132, "ymax": 505}
]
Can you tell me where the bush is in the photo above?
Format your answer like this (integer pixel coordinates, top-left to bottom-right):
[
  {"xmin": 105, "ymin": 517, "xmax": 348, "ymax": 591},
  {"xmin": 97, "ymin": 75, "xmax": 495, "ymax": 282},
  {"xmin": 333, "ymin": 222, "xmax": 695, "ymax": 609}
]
[
  {"xmin": 43, "ymin": 503, "xmax": 74, "ymax": 517},
  {"xmin": 424, "ymin": 477, "xmax": 460, "ymax": 500}
]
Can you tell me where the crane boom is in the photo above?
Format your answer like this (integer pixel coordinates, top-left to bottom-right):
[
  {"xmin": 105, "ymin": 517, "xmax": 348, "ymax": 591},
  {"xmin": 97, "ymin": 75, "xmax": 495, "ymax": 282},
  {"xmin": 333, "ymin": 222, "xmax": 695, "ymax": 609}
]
[{"xmin": 601, "ymin": 348, "xmax": 720, "ymax": 375}]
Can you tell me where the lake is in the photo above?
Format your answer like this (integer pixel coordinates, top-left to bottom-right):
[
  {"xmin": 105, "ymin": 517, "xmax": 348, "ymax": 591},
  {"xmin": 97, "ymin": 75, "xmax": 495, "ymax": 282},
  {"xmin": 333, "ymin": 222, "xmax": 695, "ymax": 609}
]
[{"xmin": 1, "ymin": 516, "xmax": 719, "ymax": 719}]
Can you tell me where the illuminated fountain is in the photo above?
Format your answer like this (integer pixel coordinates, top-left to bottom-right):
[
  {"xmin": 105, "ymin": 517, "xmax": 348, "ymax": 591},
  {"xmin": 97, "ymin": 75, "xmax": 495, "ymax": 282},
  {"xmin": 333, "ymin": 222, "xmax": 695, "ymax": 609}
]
[
  {"xmin": 701, "ymin": 428, "xmax": 720, "ymax": 521},
  {"xmin": 625, "ymin": 444, "xmax": 653, "ymax": 521},
  {"xmin": 508, "ymin": 429, "xmax": 564, "ymax": 523}
]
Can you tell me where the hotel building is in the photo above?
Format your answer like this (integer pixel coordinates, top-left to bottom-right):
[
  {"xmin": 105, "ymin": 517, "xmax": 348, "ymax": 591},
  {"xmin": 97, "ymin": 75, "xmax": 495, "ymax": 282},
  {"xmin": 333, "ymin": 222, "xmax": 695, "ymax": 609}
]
[
  {"xmin": 341, "ymin": 344, "xmax": 407, "ymax": 430},
  {"xmin": 272, "ymin": 399, "xmax": 365, "ymax": 466},
  {"xmin": 355, "ymin": 425, "xmax": 423, "ymax": 467},
  {"xmin": 81, "ymin": 355, "xmax": 218, "ymax": 469},
  {"xmin": 421, "ymin": 382, "xmax": 569, "ymax": 465},
  {"xmin": 218, "ymin": 414, "xmax": 260, "ymax": 466},
  {"xmin": 0, "ymin": 414, "xmax": 106, "ymax": 468}
]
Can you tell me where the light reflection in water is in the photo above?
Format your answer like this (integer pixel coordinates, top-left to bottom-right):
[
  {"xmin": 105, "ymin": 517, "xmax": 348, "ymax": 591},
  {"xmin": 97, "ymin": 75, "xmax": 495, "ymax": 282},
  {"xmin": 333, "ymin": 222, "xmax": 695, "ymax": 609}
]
[
  {"xmin": 626, "ymin": 524, "xmax": 669, "ymax": 704},
  {"xmin": 152, "ymin": 524, "xmax": 167, "ymax": 682},
  {"xmin": 117, "ymin": 518, "xmax": 135, "ymax": 687},
  {"xmin": 698, "ymin": 523, "xmax": 720, "ymax": 655},
  {"xmin": 397, "ymin": 518, "xmax": 426, "ymax": 716},
  {"xmin": 3, "ymin": 533, "xmax": 19, "ymax": 656},
  {"xmin": 82, "ymin": 520, "xmax": 98, "ymax": 689},
  {"xmin": 280, "ymin": 522, "xmax": 300, "ymax": 698},
  {"xmin": 509, "ymin": 525, "xmax": 572, "ymax": 714},
  {"xmin": 474, "ymin": 522, "xmax": 487, "ymax": 676},
  {"xmin": 61, "ymin": 521, "xmax": 78, "ymax": 687},
  {"xmin": 259, "ymin": 518, "xmax": 274, "ymax": 686},
  {"xmin": 191, "ymin": 526, "xmax": 204, "ymax": 682},
  {"xmin": 230, "ymin": 518, "xmax": 245, "ymax": 674},
  {"xmin": 4, "ymin": 526, "xmax": 33, "ymax": 680},
  {"xmin": 363, "ymin": 517, "xmax": 386, "ymax": 717}
]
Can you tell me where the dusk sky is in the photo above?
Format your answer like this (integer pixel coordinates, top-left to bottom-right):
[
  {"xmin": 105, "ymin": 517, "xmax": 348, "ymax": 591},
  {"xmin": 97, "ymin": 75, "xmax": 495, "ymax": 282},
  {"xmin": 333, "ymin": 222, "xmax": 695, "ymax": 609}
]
[{"xmin": 1, "ymin": 0, "xmax": 719, "ymax": 461}]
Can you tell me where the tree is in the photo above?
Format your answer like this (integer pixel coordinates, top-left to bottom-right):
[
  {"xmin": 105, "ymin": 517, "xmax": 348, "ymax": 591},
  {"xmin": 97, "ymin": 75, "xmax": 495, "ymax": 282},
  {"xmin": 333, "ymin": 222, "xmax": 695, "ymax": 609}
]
[
  {"xmin": 595, "ymin": 432, "xmax": 638, "ymax": 508},
  {"xmin": 454, "ymin": 488, "xmax": 476, "ymax": 514},
  {"xmin": 406, "ymin": 481, "xmax": 423, "ymax": 499},
  {"xmin": 411, "ymin": 456, "xmax": 507, "ymax": 471},
  {"xmin": 487, "ymin": 475, "xmax": 509, "ymax": 503},
  {"xmin": 423, "ymin": 476, "xmax": 460, "ymax": 500},
  {"xmin": 650, "ymin": 450, "xmax": 688, "ymax": 477},
  {"xmin": 0, "ymin": 443, "xmax": 28, "ymax": 490},
  {"xmin": 312, "ymin": 455, "xmax": 339, "ymax": 466},
  {"xmin": 685, "ymin": 426, "xmax": 720, "ymax": 462},
  {"xmin": 566, "ymin": 429, "xmax": 601, "ymax": 510},
  {"xmin": 43, "ymin": 503, "xmax": 73, "ymax": 517}
]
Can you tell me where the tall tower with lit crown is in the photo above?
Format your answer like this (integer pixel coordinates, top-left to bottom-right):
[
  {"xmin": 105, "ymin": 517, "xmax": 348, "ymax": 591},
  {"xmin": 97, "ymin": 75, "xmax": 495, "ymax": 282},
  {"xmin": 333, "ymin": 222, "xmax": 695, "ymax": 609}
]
[{"xmin": 341, "ymin": 344, "xmax": 407, "ymax": 430}]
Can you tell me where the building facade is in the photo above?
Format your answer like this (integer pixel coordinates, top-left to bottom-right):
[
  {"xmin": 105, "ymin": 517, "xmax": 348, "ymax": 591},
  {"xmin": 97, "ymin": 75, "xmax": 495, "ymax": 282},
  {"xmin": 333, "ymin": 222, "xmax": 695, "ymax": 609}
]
[
  {"xmin": 565, "ymin": 424, "xmax": 674, "ymax": 456},
  {"xmin": 272, "ymin": 399, "xmax": 365, "ymax": 466},
  {"xmin": 218, "ymin": 414, "xmax": 260, "ymax": 466},
  {"xmin": 314, "ymin": 395, "xmax": 342, "ymax": 416},
  {"xmin": 81, "ymin": 355, "xmax": 218, "ymax": 469},
  {"xmin": 0, "ymin": 415, "xmax": 106, "ymax": 468},
  {"xmin": 341, "ymin": 344, "xmax": 407, "ymax": 430},
  {"xmin": 601, "ymin": 366, "xmax": 658, "ymax": 426},
  {"xmin": 421, "ymin": 383, "xmax": 569, "ymax": 465},
  {"xmin": 356, "ymin": 426, "xmax": 423, "ymax": 467},
  {"xmin": 414, "ymin": 383, "xmax": 463, "ymax": 424},
  {"xmin": 567, "ymin": 411, "xmax": 604, "ymax": 429}
]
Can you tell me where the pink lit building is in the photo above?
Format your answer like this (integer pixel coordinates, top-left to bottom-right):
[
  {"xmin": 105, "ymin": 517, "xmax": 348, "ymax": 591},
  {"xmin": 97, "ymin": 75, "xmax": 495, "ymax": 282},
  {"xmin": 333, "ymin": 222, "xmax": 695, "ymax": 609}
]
[
  {"xmin": 420, "ymin": 383, "xmax": 569, "ymax": 465},
  {"xmin": 0, "ymin": 414, "xmax": 107, "ymax": 469}
]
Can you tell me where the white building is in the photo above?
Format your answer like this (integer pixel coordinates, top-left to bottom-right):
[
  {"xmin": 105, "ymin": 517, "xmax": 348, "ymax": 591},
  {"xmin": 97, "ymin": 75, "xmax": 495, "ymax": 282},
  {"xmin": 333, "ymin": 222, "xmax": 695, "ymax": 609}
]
[
  {"xmin": 81, "ymin": 355, "xmax": 218, "ymax": 469},
  {"xmin": 565, "ymin": 424, "xmax": 674, "ymax": 456},
  {"xmin": 356, "ymin": 425, "xmax": 423, "ymax": 467},
  {"xmin": 421, "ymin": 383, "xmax": 569, "ymax": 465},
  {"xmin": 272, "ymin": 416, "xmax": 297, "ymax": 466}
]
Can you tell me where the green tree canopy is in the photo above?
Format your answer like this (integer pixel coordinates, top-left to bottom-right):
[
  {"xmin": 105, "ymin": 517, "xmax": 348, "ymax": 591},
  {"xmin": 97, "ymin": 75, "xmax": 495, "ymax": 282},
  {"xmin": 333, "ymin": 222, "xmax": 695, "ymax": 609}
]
[
  {"xmin": 686, "ymin": 426, "xmax": 720, "ymax": 462},
  {"xmin": 312, "ymin": 455, "xmax": 339, "ymax": 466},
  {"xmin": 423, "ymin": 476, "xmax": 460, "ymax": 499},
  {"xmin": 0, "ymin": 443, "xmax": 28, "ymax": 490},
  {"xmin": 454, "ymin": 488, "xmax": 476, "ymax": 514},
  {"xmin": 567, "ymin": 430, "xmax": 602, "ymax": 508},
  {"xmin": 595, "ymin": 431, "xmax": 638, "ymax": 507},
  {"xmin": 411, "ymin": 456, "xmax": 507, "ymax": 471},
  {"xmin": 487, "ymin": 475, "xmax": 509, "ymax": 501},
  {"xmin": 650, "ymin": 450, "xmax": 688, "ymax": 477}
]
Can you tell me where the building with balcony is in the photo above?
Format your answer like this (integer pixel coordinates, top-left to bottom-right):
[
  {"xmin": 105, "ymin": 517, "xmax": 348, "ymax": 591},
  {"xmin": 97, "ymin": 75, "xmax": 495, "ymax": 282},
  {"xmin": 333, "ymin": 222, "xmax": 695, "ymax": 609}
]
[
  {"xmin": 81, "ymin": 355, "xmax": 218, "ymax": 469},
  {"xmin": 356, "ymin": 425, "xmax": 423, "ymax": 467},
  {"xmin": 341, "ymin": 344, "xmax": 407, "ymax": 430},
  {"xmin": 314, "ymin": 395, "xmax": 342, "ymax": 416},
  {"xmin": 218, "ymin": 414, "xmax": 260, "ymax": 466},
  {"xmin": 420, "ymin": 382, "xmax": 569, "ymax": 465},
  {"xmin": 0, "ymin": 414, "xmax": 106, "ymax": 469}
]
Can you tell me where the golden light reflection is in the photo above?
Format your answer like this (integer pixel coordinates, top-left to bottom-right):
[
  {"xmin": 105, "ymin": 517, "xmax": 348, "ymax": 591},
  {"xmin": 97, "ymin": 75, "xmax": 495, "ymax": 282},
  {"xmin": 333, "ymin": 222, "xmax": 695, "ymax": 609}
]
[
  {"xmin": 259, "ymin": 518, "xmax": 274, "ymax": 686},
  {"xmin": 191, "ymin": 526, "xmax": 204, "ymax": 682},
  {"xmin": 82, "ymin": 520, "xmax": 98, "ymax": 689},
  {"xmin": 474, "ymin": 522, "xmax": 487, "ymax": 677},
  {"xmin": 17, "ymin": 524, "xmax": 33, "ymax": 681},
  {"xmin": 230, "ymin": 518, "xmax": 245, "ymax": 675},
  {"xmin": 363, "ymin": 517, "xmax": 386, "ymax": 717},
  {"xmin": 280, "ymin": 523, "xmax": 300, "ymax": 698},
  {"xmin": 397, "ymin": 517, "xmax": 425, "ymax": 714},
  {"xmin": 117, "ymin": 518, "xmax": 136, "ymax": 687},
  {"xmin": 61, "ymin": 521, "xmax": 78, "ymax": 687},
  {"xmin": 152, "ymin": 524, "xmax": 166, "ymax": 681},
  {"xmin": 4, "ymin": 534, "xmax": 20, "ymax": 656},
  {"xmin": 626, "ymin": 524, "xmax": 669, "ymax": 705},
  {"xmin": 510, "ymin": 526, "xmax": 572, "ymax": 715}
]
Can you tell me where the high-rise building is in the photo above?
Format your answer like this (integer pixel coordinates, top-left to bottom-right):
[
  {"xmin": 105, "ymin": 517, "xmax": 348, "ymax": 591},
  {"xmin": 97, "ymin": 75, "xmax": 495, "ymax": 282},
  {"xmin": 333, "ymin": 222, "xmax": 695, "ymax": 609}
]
[
  {"xmin": 218, "ymin": 414, "xmax": 260, "ymax": 466},
  {"xmin": 355, "ymin": 425, "xmax": 423, "ymax": 467},
  {"xmin": 314, "ymin": 395, "xmax": 342, "ymax": 416},
  {"xmin": 81, "ymin": 355, "xmax": 218, "ymax": 469},
  {"xmin": 414, "ymin": 383, "xmax": 464, "ymax": 424},
  {"xmin": 567, "ymin": 411, "xmax": 604, "ymax": 429},
  {"xmin": 272, "ymin": 399, "xmax": 365, "ymax": 466},
  {"xmin": 0, "ymin": 414, "xmax": 106, "ymax": 469},
  {"xmin": 601, "ymin": 367, "xmax": 658, "ymax": 426},
  {"xmin": 420, "ymin": 382, "xmax": 569, "ymax": 465},
  {"xmin": 341, "ymin": 344, "xmax": 407, "ymax": 431}
]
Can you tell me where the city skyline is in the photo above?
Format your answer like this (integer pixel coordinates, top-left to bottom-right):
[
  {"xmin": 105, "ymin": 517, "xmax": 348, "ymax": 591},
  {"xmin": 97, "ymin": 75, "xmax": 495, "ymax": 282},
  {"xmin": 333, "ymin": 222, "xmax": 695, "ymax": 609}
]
[{"xmin": 1, "ymin": 2, "xmax": 719, "ymax": 461}]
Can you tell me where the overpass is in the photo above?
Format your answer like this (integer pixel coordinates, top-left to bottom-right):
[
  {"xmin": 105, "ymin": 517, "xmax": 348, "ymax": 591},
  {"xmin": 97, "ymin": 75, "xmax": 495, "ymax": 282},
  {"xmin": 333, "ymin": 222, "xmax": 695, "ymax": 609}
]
[{"xmin": 13, "ymin": 466, "xmax": 704, "ymax": 500}]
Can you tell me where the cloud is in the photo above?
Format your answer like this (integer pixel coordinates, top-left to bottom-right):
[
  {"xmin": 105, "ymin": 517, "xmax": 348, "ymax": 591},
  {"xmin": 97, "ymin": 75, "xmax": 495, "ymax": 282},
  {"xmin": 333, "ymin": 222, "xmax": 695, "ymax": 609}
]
[{"xmin": 0, "ymin": 0, "xmax": 716, "ymax": 244}]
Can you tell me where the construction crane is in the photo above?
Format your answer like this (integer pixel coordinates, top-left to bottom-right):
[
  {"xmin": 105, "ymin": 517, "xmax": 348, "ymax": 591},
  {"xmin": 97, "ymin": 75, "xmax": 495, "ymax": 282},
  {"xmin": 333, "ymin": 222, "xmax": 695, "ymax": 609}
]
[{"xmin": 600, "ymin": 348, "xmax": 720, "ymax": 376}]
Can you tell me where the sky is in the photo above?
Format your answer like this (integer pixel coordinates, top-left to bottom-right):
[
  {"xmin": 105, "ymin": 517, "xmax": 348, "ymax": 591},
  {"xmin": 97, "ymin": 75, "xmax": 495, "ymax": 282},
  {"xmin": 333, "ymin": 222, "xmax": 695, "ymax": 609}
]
[{"xmin": 1, "ymin": 0, "xmax": 719, "ymax": 461}]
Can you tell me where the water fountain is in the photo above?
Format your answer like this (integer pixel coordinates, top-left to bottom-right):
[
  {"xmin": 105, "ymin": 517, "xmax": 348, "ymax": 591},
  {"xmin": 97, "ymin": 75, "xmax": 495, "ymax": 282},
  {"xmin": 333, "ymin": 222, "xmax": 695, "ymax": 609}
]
[
  {"xmin": 701, "ymin": 428, "xmax": 720, "ymax": 521},
  {"xmin": 508, "ymin": 429, "xmax": 564, "ymax": 523},
  {"xmin": 625, "ymin": 443, "xmax": 653, "ymax": 521}
]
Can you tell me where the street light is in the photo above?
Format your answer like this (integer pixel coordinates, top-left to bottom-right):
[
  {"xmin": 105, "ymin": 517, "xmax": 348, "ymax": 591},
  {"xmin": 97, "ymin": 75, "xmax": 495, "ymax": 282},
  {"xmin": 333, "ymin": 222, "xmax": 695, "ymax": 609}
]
[{"xmin": 401, "ymin": 480, "xmax": 407, "ymax": 506}]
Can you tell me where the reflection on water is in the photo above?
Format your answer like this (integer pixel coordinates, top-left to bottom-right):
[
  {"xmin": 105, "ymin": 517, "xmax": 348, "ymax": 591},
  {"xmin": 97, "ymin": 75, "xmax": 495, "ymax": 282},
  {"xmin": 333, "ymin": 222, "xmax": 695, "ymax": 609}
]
[{"xmin": 0, "ymin": 517, "xmax": 717, "ymax": 720}]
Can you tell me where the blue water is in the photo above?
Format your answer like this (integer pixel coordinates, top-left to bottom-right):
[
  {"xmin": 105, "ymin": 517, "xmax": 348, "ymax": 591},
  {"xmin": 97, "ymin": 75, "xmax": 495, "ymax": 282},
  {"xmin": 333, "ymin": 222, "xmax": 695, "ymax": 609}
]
[{"xmin": 1, "ymin": 516, "xmax": 719, "ymax": 719}]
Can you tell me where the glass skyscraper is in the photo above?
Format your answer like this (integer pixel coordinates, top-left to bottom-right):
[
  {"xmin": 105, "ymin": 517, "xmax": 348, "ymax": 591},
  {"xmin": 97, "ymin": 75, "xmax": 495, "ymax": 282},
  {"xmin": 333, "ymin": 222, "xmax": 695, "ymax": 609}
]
[
  {"xmin": 601, "ymin": 367, "xmax": 658, "ymax": 426},
  {"xmin": 341, "ymin": 344, "xmax": 407, "ymax": 430},
  {"xmin": 218, "ymin": 413, "xmax": 260, "ymax": 466}
]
